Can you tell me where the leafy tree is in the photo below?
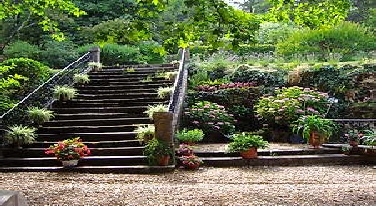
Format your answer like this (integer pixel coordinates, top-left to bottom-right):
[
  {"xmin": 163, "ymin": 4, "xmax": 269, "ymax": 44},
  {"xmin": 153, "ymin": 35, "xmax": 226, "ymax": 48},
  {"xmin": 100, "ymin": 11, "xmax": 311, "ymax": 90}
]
[
  {"xmin": 267, "ymin": 0, "xmax": 351, "ymax": 29},
  {"xmin": 0, "ymin": 0, "xmax": 85, "ymax": 52}
]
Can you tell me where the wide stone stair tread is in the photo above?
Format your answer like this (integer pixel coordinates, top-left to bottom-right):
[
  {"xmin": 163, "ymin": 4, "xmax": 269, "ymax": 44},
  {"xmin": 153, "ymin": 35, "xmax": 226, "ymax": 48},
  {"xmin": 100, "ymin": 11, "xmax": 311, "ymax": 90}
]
[
  {"xmin": 77, "ymin": 88, "xmax": 158, "ymax": 94},
  {"xmin": 0, "ymin": 165, "xmax": 175, "ymax": 173},
  {"xmin": 43, "ymin": 117, "xmax": 151, "ymax": 126},
  {"xmin": 38, "ymin": 125, "xmax": 140, "ymax": 133},
  {"xmin": 92, "ymin": 80, "xmax": 173, "ymax": 86},
  {"xmin": 201, "ymin": 154, "xmax": 371, "ymax": 167},
  {"xmin": 76, "ymin": 93, "xmax": 159, "ymax": 99},
  {"xmin": 37, "ymin": 132, "xmax": 138, "ymax": 141},
  {"xmin": 89, "ymin": 77, "xmax": 167, "ymax": 81},
  {"xmin": 54, "ymin": 113, "xmax": 145, "ymax": 120},
  {"xmin": 52, "ymin": 106, "xmax": 148, "ymax": 113},
  {"xmin": 31, "ymin": 140, "xmax": 141, "ymax": 148},
  {"xmin": 2, "ymin": 147, "xmax": 145, "ymax": 157},
  {"xmin": 77, "ymin": 84, "xmax": 172, "ymax": 89}
]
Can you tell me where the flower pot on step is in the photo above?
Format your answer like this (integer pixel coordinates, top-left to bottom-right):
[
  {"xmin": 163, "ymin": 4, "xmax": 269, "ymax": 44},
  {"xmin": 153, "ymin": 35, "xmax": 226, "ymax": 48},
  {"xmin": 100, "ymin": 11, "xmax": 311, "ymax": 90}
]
[
  {"xmin": 157, "ymin": 155, "xmax": 170, "ymax": 166},
  {"xmin": 240, "ymin": 147, "xmax": 258, "ymax": 159}
]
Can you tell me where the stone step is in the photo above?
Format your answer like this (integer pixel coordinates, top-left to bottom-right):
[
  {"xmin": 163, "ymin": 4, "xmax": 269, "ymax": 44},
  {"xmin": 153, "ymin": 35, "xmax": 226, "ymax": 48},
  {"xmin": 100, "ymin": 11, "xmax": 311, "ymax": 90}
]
[
  {"xmin": 200, "ymin": 154, "xmax": 371, "ymax": 167},
  {"xmin": 89, "ymin": 77, "xmax": 168, "ymax": 82},
  {"xmin": 194, "ymin": 148, "xmax": 342, "ymax": 157},
  {"xmin": 88, "ymin": 80, "xmax": 173, "ymax": 86},
  {"xmin": 76, "ymin": 93, "xmax": 160, "ymax": 100},
  {"xmin": 0, "ymin": 165, "xmax": 175, "ymax": 174},
  {"xmin": 89, "ymin": 73, "xmax": 167, "ymax": 79},
  {"xmin": 38, "ymin": 125, "xmax": 139, "ymax": 133},
  {"xmin": 43, "ymin": 117, "xmax": 151, "ymax": 127},
  {"xmin": 2, "ymin": 147, "xmax": 144, "ymax": 158},
  {"xmin": 76, "ymin": 83, "xmax": 172, "ymax": 90},
  {"xmin": 52, "ymin": 100, "xmax": 168, "ymax": 107},
  {"xmin": 36, "ymin": 132, "xmax": 137, "ymax": 141},
  {"xmin": 54, "ymin": 113, "xmax": 145, "ymax": 120},
  {"xmin": 30, "ymin": 140, "xmax": 141, "ymax": 148},
  {"xmin": 0, "ymin": 156, "xmax": 148, "ymax": 167},
  {"xmin": 76, "ymin": 88, "xmax": 158, "ymax": 94},
  {"xmin": 51, "ymin": 106, "xmax": 148, "ymax": 114}
]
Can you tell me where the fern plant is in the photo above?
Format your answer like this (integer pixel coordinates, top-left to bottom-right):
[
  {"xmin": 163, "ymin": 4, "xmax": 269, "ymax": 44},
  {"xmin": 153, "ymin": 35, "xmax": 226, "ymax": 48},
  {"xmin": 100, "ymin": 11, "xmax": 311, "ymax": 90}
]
[
  {"xmin": 134, "ymin": 124, "xmax": 155, "ymax": 143},
  {"xmin": 27, "ymin": 107, "xmax": 54, "ymax": 125},
  {"xmin": 53, "ymin": 85, "xmax": 77, "ymax": 101},
  {"xmin": 144, "ymin": 104, "xmax": 168, "ymax": 119},
  {"xmin": 5, "ymin": 125, "xmax": 37, "ymax": 147},
  {"xmin": 157, "ymin": 86, "xmax": 173, "ymax": 99},
  {"xmin": 73, "ymin": 74, "xmax": 90, "ymax": 85}
]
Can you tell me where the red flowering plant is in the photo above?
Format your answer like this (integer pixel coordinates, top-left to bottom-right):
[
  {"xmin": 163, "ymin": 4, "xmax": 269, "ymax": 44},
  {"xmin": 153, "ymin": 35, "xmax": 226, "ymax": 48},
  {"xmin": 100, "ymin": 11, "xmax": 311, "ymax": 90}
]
[{"xmin": 45, "ymin": 137, "xmax": 90, "ymax": 160}]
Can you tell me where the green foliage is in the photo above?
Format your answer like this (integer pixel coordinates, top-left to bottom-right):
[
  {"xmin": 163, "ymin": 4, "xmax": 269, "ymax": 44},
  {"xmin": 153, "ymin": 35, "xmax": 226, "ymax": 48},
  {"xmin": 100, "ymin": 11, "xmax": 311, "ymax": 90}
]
[
  {"xmin": 3, "ymin": 41, "xmax": 41, "ymax": 60},
  {"xmin": 101, "ymin": 43, "xmax": 142, "ymax": 65},
  {"xmin": 292, "ymin": 115, "xmax": 336, "ymax": 140},
  {"xmin": 362, "ymin": 130, "xmax": 376, "ymax": 146},
  {"xmin": 0, "ymin": 58, "xmax": 51, "ymax": 93},
  {"xmin": 27, "ymin": 107, "xmax": 55, "ymax": 125},
  {"xmin": 134, "ymin": 124, "xmax": 155, "ymax": 143},
  {"xmin": 53, "ymin": 85, "xmax": 77, "ymax": 101},
  {"xmin": 76, "ymin": 44, "xmax": 100, "ymax": 56},
  {"xmin": 176, "ymin": 128, "xmax": 204, "ymax": 143},
  {"xmin": 229, "ymin": 65, "xmax": 286, "ymax": 88},
  {"xmin": 73, "ymin": 74, "xmax": 90, "ymax": 85},
  {"xmin": 256, "ymin": 22, "xmax": 300, "ymax": 45},
  {"xmin": 143, "ymin": 138, "xmax": 172, "ymax": 165},
  {"xmin": 4, "ymin": 125, "xmax": 37, "ymax": 146},
  {"xmin": 157, "ymin": 86, "xmax": 173, "ymax": 99},
  {"xmin": 0, "ymin": 0, "xmax": 85, "ymax": 46},
  {"xmin": 268, "ymin": 0, "xmax": 351, "ymax": 29},
  {"xmin": 39, "ymin": 40, "xmax": 79, "ymax": 69},
  {"xmin": 185, "ymin": 101, "xmax": 236, "ymax": 135},
  {"xmin": 137, "ymin": 41, "xmax": 166, "ymax": 64},
  {"xmin": 277, "ymin": 22, "xmax": 376, "ymax": 61},
  {"xmin": 227, "ymin": 133, "xmax": 268, "ymax": 152},
  {"xmin": 144, "ymin": 104, "xmax": 168, "ymax": 119},
  {"xmin": 255, "ymin": 86, "xmax": 331, "ymax": 126}
]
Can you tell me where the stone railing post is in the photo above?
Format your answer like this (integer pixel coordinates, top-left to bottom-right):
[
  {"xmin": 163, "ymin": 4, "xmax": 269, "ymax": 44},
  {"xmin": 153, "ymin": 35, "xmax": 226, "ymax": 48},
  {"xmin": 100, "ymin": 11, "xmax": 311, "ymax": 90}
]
[
  {"xmin": 90, "ymin": 46, "xmax": 100, "ymax": 63},
  {"xmin": 153, "ymin": 112, "xmax": 175, "ymax": 163}
]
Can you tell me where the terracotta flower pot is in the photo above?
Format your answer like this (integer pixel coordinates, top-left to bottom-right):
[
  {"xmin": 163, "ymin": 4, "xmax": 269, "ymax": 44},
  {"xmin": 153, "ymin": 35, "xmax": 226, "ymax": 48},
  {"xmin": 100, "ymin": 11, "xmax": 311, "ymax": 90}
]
[
  {"xmin": 157, "ymin": 155, "xmax": 170, "ymax": 166},
  {"xmin": 309, "ymin": 132, "xmax": 321, "ymax": 149},
  {"xmin": 186, "ymin": 163, "xmax": 200, "ymax": 170},
  {"xmin": 240, "ymin": 147, "xmax": 258, "ymax": 159}
]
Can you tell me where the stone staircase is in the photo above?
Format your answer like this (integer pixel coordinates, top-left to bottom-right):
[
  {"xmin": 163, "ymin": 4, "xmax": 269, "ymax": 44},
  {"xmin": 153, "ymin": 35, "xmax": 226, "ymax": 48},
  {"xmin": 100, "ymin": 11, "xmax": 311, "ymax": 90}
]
[{"xmin": 0, "ymin": 64, "xmax": 177, "ymax": 173}]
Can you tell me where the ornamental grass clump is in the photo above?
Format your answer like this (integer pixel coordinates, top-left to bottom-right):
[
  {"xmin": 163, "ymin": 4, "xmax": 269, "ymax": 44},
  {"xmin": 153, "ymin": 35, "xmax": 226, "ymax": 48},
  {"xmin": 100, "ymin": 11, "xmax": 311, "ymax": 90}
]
[
  {"xmin": 255, "ymin": 86, "xmax": 331, "ymax": 126},
  {"xmin": 45, "ymin": 137, "xmax": 90, "ymax": 161},
  {"xmin": 185, "ymin": 101, "xmax": 236, "ymax": 135}
]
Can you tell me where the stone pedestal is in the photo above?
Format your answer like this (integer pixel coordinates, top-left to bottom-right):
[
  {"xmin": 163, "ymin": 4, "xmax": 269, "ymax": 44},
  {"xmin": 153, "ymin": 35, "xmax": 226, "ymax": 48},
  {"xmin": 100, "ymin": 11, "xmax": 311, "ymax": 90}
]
[
  {"xmin": 153, "ymin": 112, "xmax": 174, "ymax": 143},
  {"xmin": 90, "ymin": 47, "xmax": 100, "ymax": 63},
  {"xmin": 0, "ymin": 191, "xmax": 28, "ymax": 206}
]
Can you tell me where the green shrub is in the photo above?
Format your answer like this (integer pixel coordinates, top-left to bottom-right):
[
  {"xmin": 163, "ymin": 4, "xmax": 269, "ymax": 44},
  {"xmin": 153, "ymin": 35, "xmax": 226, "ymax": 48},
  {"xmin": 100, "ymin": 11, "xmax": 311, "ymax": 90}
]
[
  {"xmin": 3, "ymin": 41, "xmax": 41, "ymax": 60},
  {"xmin": 277, "ymin": 22, "xmax": 376, "ymax": 61},
  {"xmin": 235, "ymin": 44, "xmax": 276, "ymax": 56},
  {"xmin": 101, "ymin": 43, "xmax": 142, "ymax": 65},
  {"xmin": 0, "ymin": 58, "xmax": 51, "ymax": 89},
  {"xmin": 39, "ymin": 40, "xmax": 79, "ymax": 69},
  {"xmin": 137, "ymin": 41, "xmax": 166, "ymax": 64},
  {"xmin": 176, "ymin": 129, "xmax": 204, "ymax": 143},
  {"xmin": 77, "ymin": 44, "xmax": 100, "ymax": 56},
  {"xmin": 143, "ymin": 138, "xmax": 172, "ymax": 165},
  {"xmin": 256, "ymin": 22, "xmax": 300, "ymax": 45}
]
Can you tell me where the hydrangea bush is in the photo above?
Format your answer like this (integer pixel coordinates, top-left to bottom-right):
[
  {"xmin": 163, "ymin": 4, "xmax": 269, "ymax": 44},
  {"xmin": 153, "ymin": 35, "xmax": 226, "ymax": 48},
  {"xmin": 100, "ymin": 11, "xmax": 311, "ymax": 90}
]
[
  {"xmin": 185, "ymin": 101, "xmax": 236, "ymax": 135},
  {"xmin": 255, "ymin": 86, "xmax": 331, "ymax": 126}
]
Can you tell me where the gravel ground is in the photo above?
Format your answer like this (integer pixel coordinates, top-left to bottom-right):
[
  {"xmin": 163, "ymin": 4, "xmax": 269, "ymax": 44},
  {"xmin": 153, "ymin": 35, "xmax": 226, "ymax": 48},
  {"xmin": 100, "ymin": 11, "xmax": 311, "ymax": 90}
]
[{"xmin": 1, "ymin": 165, "xmax": 375, "ymax": 206}]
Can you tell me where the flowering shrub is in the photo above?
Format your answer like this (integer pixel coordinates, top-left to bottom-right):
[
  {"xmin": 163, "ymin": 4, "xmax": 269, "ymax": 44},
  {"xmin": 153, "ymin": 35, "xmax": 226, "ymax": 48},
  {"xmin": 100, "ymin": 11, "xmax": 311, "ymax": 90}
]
[
  {"xmin": 185, "ymin": 101, "xmax": 236, "ymax": 135},
  {"xmin": 179, "ymin": 155, "xmax": 203, "ymax": 169},
  {"xmin": 45, "ymin": 137, "xmax": 90, "ymax": 160},
  {"xmin": 195, "ymin": 82, "xmax": 256, "ymax": 92},
  {"xmin": 255, "ymin": 86, "xmax": 330, "ymax": 126}
]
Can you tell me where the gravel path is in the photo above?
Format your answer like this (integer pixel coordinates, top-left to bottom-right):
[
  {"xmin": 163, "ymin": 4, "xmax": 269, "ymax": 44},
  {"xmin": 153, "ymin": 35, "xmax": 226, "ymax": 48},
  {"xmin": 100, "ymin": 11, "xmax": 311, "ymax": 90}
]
[{"xmin": 1, "ymin": 165, "xmax": 375, "ymax": 206}]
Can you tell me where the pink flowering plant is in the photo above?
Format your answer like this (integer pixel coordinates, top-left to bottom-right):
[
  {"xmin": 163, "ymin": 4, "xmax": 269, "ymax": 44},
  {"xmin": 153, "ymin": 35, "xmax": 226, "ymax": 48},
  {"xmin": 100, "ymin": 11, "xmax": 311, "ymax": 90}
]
[
  {"xmin": 185, "ymin": 101, "xmax": 236, "ymax": 135},
  {"xmin": 179, "ymin": 155, "xmax": 203, "ymax": 169},
  {"xmin": 195, "ymin": 82, "xmax": 256, "ymax": 92},
  {"xmin": 255, "ymin": 86, "xmax": 331, "ymax": 126}
]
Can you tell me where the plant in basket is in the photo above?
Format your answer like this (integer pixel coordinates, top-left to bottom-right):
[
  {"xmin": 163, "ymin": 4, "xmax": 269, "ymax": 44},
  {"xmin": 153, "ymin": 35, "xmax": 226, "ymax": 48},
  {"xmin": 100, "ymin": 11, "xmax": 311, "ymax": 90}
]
[{"xmin": 45, "ymin": 137, "xmax": 90, "ymax": 167}]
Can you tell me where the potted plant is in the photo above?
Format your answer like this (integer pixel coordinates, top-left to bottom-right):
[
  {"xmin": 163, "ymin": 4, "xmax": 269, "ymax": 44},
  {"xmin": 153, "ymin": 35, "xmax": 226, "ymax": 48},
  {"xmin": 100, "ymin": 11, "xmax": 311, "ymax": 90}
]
[
  {"xmin": 143, "ymin": 138, "xmax": 172, "ymax": 166},
  {"xmin": 176, "ymin": 144, "xmax": 194, "ymax": 156},
  {"xmin": 73, "ymin": 73, "xmax": 90, "ymax": 85},
  {"xmin": 45, "ymin": 137, "xmax": 91, "ymax": 167},
  {"xmin": 27, "ymin": 107, "xmax": 54, "ymax": 125},
  {"xmin": 157, "ymin": 86, "xmax": 173, "ymax": 99},
  {"xmin": 293, "ymin": 115, "xmax": 337, "ymax": 149},
  {"xmin": 88, "ymin": 62, "xmax": 103, "ymax": 72},
  {"xmin": 134, "ymin": 124, "xmax": 155, "ymax": 143},
  {"xmin": 176, "ymin": 129, "xmax": 204, "ymax": 144},
  {"xmin": 4, "ymin": 125, "xmax": 37, "ymax": 148},
  {"xmin": 178, "ymin": 155, "xmax": 203, "ymax": 170},
  {"xmin": 53, "ymin": 85, "xmax": 77, "ymax": 101},
  {"xmin": 227, "ymin": 133, "xmax": 268, "ymax": 159},
  {"xmin": 144, "ymin": 104, "xmax": 168, "ymax": 120}
]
